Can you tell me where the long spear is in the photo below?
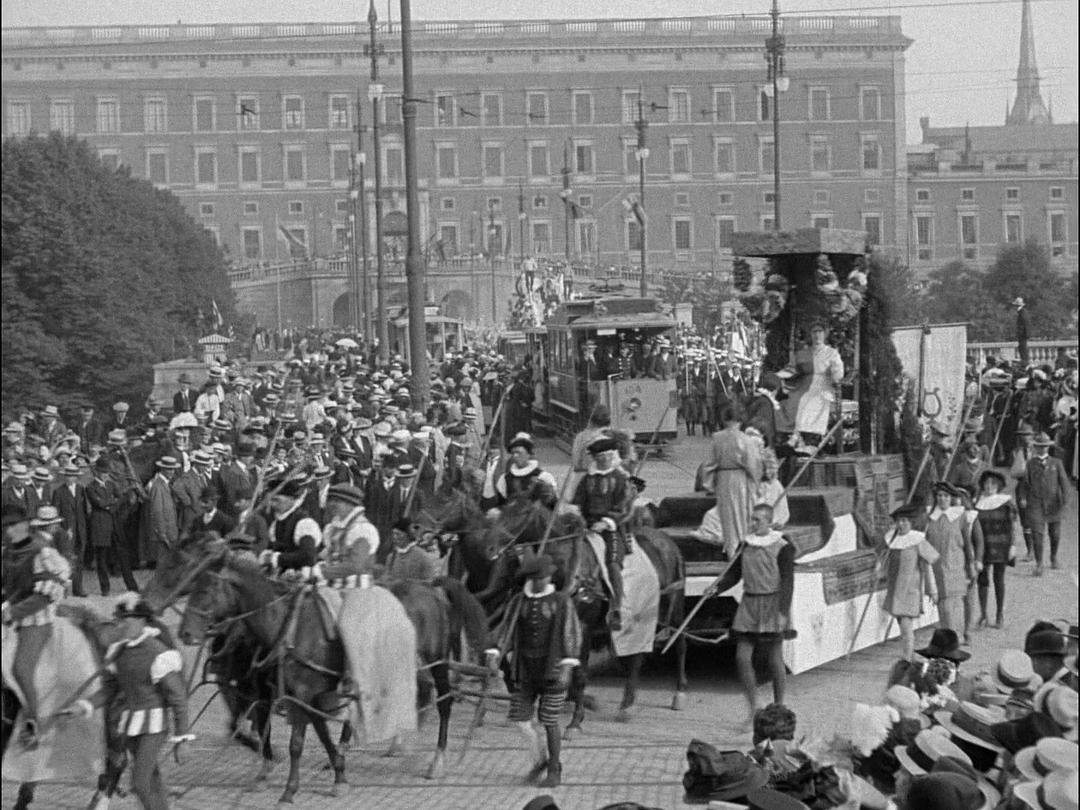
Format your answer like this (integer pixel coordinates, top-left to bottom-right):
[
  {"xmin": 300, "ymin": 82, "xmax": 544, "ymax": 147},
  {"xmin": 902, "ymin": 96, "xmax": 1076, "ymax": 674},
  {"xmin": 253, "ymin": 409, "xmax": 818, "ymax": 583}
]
[{"xmin": 660, "ymin": 417, "xmax": 845, "ymax": 655}]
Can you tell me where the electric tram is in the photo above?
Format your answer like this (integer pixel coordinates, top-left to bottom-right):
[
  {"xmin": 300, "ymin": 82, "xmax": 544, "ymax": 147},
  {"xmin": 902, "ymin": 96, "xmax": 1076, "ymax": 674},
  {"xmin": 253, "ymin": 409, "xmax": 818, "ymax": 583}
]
[{"xmin": 540, "ymin": 297, "xmax": 678, "ymax": 441}]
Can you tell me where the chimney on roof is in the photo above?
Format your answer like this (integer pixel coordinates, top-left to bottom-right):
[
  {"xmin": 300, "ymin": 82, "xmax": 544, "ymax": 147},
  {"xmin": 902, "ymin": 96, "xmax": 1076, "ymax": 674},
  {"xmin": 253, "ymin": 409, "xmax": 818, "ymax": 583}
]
[{"xmin": 1007, "ymin": 0, "xmax": 1052, "ymax": 125}]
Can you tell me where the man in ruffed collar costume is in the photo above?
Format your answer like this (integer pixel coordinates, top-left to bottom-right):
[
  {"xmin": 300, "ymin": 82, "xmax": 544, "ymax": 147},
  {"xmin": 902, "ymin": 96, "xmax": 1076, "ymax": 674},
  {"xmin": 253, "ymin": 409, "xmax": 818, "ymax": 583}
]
[
  {"xmin": 80, "ymin": 594, "xmax": 192, "ymax": 810},
  {"xmin": 486, "ymin": 554, "xmax": 581, "ymax": 788},
  {"xmin": 258, "ymin": 478, "xmax": 322, "ymax": 578},
  {"xmin": 496, "ymin": 432, "xmax": 558, "ymax": 509},
  {"xmin": 571, "ymin": 434, "xmax": 632, "ymax": 630},
  {"xmin": 1, "ymin": 503, "xmax": 71, "ymax": 748}
]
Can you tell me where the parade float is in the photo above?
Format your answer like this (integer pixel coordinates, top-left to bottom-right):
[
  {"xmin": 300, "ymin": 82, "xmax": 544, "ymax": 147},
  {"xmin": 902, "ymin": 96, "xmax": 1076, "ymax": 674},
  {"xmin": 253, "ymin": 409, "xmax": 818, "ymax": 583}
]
[{"xmin": 658, "ymin": 229, "xmax": 951, "ymax": 673}]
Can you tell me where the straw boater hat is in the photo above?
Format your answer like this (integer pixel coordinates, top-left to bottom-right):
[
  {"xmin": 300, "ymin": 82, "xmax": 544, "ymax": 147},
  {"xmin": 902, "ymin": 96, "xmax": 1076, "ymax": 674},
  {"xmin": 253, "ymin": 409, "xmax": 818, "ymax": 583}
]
[
  {"xmin": 1013, "ymin": 737, "xmax": 1078, "ymax": 782},
  {"xmin": 989, "ymin": 711, "xmax": 1061, "ymax": 755},
  {"xmin": 155, "ymin": 456, "xmax": 181, "ymax": 471},
  {"xmin": 989, "ymin": 650, "xmax": 1041, "ymax": 695},
  {"xmin": 1012, "ymin": 769, "xmax": 1079, "ymax": 810},
  {"xmin": 895, "ymin": 728, "xmax": 972, "ymax": 776},
  {"xmin": 30, "ymin": 505, "xmax": 62, "ymax": 527}
]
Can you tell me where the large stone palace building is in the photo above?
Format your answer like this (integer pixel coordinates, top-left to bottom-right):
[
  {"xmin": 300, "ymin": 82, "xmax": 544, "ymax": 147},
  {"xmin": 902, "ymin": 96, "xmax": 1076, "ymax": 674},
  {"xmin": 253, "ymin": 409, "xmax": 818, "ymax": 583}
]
[
  {"xmin": 1, "ymin": 3, "xmax": 1074, "ymax": 328},
  {"xmin": 1, "ymin": 14, "xmax": 912, "ymax": 326}
]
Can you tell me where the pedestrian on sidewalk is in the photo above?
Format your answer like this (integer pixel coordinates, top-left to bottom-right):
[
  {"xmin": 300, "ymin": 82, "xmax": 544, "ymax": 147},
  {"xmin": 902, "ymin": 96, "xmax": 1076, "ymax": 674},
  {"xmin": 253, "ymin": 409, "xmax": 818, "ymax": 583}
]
[{"xmin": 1015, "ymin": 432, "xmax": 1070, "ymax": 573}]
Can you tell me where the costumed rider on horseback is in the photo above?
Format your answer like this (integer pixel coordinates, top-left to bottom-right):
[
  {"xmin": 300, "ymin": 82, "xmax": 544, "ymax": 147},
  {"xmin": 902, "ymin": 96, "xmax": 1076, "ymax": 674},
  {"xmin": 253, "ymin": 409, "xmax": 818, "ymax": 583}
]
[
  {"xmin": 495, "ymin": 433, "xmax": 558, "ymax": 510},
  {"xmin": 2, "ymin": 503, "xmax": 71, "ymax": 749},
  {"xmin": 572, "ymin": 434, "xmax": 632, "ymax": 632},
  {"xmin": 316, "ymin": 484, "xmax": 378, "ymax": 588},
  {"xmin": 258, "ymin": 479, "xmax": 322, "ymax": 578}
]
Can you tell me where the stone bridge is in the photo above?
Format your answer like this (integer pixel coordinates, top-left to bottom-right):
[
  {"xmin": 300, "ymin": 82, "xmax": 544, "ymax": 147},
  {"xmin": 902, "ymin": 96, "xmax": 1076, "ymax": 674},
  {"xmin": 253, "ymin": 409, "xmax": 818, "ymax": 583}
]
[
  {"xmin": 229, "ymin": 255, "xmax": 662, "ymax": 329},
  {"xmin": 228, "ymin": 255, "xmax": 521, "ymax": 329}
]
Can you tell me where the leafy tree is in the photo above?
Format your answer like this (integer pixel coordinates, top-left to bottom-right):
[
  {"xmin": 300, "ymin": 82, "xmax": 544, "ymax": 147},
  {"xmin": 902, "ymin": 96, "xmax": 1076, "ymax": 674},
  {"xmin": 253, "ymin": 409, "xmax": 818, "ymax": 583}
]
[
  {"xmin": 658, "ymin": 268, "xmax": 732, "ymax": 333},
  {"xmin": 919, "ymin": 242, "xmax": 1078, "ymax": 341},
  {"xmin": 1, "ymin": 133, "xmax": 234, "ymax": 416},
  {"xmin": 983, "ymin": 239, "xmax": 1078, "ymax": 341}
]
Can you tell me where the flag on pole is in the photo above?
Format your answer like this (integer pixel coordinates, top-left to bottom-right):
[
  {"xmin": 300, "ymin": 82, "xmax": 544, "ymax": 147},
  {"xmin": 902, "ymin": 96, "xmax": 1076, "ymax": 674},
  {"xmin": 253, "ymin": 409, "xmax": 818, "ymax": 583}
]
[{"xmin": 211, "ymin": 298, "xmax": 224, "ymax": 330}]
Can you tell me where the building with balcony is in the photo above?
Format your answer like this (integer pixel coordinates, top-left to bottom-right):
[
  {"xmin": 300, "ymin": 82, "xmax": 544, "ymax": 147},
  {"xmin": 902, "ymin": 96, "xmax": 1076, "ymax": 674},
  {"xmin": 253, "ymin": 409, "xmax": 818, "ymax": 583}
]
[{"xmin": 2, "ymin": 15, "xmax": 912, "ymax": 326}]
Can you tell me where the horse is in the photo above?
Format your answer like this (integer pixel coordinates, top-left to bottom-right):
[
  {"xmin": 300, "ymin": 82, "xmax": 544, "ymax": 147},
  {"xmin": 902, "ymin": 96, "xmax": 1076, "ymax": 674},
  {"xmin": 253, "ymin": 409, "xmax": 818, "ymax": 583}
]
[
  {"xmin": 142, "ymin": 533, "xmax": 278, "ymax": 777},
  {"xmin": 178, "ymin": 551, "xmax": 490, "ymax": 803},
  {"xmin": 459, "ymin": 497, "xmax": 689, "ymax": 738},
  {"xmin": 2, "ymin": 606, "xmax": 125, "ymax": 810},
  {"xmin": 415, "ymin": 484, "xmax": 491, "ymax": 592}
]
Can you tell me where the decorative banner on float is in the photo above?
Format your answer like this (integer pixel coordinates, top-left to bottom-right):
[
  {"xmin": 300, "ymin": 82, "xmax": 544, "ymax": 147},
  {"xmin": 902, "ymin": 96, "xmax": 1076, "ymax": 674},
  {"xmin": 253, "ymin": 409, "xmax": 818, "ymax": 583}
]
[{"xmin": 891, "ymin": 323, "xmax": 969, "ymax": 438}]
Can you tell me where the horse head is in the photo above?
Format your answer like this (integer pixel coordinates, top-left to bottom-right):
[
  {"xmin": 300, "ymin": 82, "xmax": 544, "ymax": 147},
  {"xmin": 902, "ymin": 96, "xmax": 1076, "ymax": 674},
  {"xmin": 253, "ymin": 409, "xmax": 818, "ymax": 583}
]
[
  {"xmin": 142, "ymin": 531, "xmax": 229, "ymax": 614},
  {"xmin": 175, "ymin": 546, "xmax": 241, "ymax": 645}
]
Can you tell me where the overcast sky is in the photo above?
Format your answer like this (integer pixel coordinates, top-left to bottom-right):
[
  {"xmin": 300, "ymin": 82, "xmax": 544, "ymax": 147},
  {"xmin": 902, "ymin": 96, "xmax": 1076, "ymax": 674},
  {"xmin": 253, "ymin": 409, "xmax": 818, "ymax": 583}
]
[{"xmin": 3, "ymin": 0, "xmax": 1076, "ymax": 142}]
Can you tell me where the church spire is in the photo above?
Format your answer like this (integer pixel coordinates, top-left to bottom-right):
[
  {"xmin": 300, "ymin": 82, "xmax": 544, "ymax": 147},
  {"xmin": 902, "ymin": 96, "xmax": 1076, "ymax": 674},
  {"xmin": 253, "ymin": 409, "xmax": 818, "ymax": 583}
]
[{"xmin": 1007, "ymin": 0, "xmax": 1052, "ymax": 125}]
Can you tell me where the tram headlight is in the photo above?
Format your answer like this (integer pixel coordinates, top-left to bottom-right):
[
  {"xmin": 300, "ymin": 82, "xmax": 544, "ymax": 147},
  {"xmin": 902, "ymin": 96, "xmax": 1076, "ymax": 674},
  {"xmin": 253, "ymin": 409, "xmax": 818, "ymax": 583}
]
[{"xmin": 626, "ymin": 397, "xmax": 642, "ymax": 413}]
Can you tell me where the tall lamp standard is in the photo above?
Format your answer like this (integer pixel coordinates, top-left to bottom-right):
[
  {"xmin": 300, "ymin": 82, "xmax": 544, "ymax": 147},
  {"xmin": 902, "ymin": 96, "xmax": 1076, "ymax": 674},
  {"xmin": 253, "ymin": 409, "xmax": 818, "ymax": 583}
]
[
  {"xmin": 634, "ymin": 92, "xmax": 649, "ymax": 296},
  {"xmin": 764, "ymin": 0, "xmax": 789, "ymax": 230},
  {"xmin": 367, "ymin": 0, "xmax": 388, "ymax": 363},
  {"xmin": 488, "ymin": 200, "xmax": 497, "ymax": 323}
]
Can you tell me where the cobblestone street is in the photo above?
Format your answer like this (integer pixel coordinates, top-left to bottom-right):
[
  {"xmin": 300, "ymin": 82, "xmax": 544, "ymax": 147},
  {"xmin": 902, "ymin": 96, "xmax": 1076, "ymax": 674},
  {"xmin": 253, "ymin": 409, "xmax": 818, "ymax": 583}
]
[{"xmin": 5, "ymin": 434, "xmax": 1078, "ymax": 810}]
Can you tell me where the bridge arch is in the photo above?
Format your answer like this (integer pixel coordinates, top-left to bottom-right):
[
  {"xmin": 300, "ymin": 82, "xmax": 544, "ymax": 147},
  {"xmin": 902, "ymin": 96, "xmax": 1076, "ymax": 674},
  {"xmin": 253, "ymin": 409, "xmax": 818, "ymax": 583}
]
[
  {"xmin": 331, "ymin": 293, "xmax": 351, "ymax": 328},
  {"xmin": 439, "ymin": 289, "xmax": 472, "ymax": 321}
]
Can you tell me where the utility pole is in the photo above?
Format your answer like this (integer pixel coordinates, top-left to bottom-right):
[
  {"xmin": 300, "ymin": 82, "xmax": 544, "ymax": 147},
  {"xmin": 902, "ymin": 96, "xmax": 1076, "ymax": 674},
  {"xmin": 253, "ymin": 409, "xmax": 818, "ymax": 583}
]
[
  {"xmin": 399, "ymin": 0, "xmax": 429, "ymax": 405},
  {"xmin": 635, "ymin": 86, "xmax": 649, "ymax": 296},
  {"xmin": 488, "ymin": 199, "xmax": 497, "ymax": 323},
  {"xmin": 560, "ymin": 142, "xmax": 572, "ymax": 260},
  {"xmin": 352, "ymin": 90, "xmax": 371, "ymax": 343},
  {"xmin": 766, "ymin": 0, "xmax": 788, "ymax": 230},
  {"xmin": 368, "ymin": 0, "xmax": 389, "ymax": 364},
  {"xmin": 518, "ymin": 181, "xmax": 526, "ymax": 266}
]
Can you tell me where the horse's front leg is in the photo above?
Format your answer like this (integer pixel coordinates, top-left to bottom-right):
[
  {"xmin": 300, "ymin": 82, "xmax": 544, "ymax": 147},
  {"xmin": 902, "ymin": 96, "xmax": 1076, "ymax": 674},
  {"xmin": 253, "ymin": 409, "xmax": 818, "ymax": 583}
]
[
  {"xmin": 426, "ymin": 662, "xmax": 452, "ymax": 779},
  {"xmin": 563, "ymin": 639, "xmax": 591, "ymax": 741},
  {"xmin": 279, "ymin": 712, "xmax": 307, "ymax": 805},
  {"xmin": 617, "ymin": 653, "xmax": 644, "ymax": 720},
  {"xmin": 12, "ymin": 782, "xmax": 35, "ymax": 810},
  {"xmin": 672, "ymin": 633, "xmax": 689, "ymax": 711},
  {"xmin": 311, "ymin": 714, "xmax": 347, "ymax": 797}
]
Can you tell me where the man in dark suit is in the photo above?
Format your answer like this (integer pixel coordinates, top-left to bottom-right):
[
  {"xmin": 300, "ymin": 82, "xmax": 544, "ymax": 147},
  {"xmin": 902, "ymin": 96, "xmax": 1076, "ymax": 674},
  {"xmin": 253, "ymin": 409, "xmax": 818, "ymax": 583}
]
[
  {"xmin": 28, "ymin": 467, "xmax": 54, "ymax": 514},
  {"xmin": 1016, "ymin": 432, "xmax": 1071, "ymax": 573},
  {"xmin": 172, "ymin": 450, "xmax": 214, "ymax": 536},
  {"xmin": 1, "ymin": 463, "xmax": 34, "ymax": 513},
  {"xmin": 382, "ymin": 463, "xmax": 427, "ymax": 564},
  {"xmin": 71, "ymin": 402, "xmax": 104, "ymax": 455},
  {"xmin": 173, "ymin": 372, "xmax": 196, "ymax": 414},
  {"xmin": 648, "ymin": 339, "xmax": 678, "ymax": 381},
  {"xmin": 51, "ymin": 462, "xmax": 89, "ymax": 596},
  {"xmin": 744, "ymin": 373, "xmax": 783, "ymax": 449},
  {"xmin": 107, "ymin": 402, "xmax": 133, "ymax": 435},
  {"xmin": 1014, "ymin": 297, "xmax": 1031, "ymax": 368},
  {"xmin": 218, "ymin": 441, "xmax": 257, "ymax": 519}
]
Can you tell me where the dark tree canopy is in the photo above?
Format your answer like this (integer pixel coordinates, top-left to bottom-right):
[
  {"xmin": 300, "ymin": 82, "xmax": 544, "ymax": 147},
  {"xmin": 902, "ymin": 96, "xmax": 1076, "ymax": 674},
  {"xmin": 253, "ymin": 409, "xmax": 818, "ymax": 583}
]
[
  {"xmin": 2, "ymin": 133, "xmax": 234, "ymax": 415},
  {"xmin": 920, "ymin": 240, "xmax": 1078, "ymax": 341}
]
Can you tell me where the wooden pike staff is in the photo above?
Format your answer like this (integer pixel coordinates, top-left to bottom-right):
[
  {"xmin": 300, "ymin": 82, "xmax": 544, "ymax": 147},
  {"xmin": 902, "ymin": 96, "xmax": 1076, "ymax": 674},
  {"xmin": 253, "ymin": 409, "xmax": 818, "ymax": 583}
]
[
  {"xmin": 660, "ymin": 416, "xmax": 846, "ymax": 655},
  {"xmin": 987, "ymin": 389, "xmax": 1015, "ymax": 467}
]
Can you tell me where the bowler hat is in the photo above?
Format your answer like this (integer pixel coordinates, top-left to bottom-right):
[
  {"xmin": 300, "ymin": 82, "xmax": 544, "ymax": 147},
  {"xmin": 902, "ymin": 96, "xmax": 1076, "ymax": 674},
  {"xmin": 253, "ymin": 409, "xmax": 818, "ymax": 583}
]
[
  {"xmin": 918, "ymin": 628, "xmax": 971, "ymax": 662},
  {"xmin": 991, "ymin": 712, "xmax": 1061, "ymax": 755},
  {"xmin": 905, "ymin": 772, "xmax": 985, "ymax": 810},
  {"xmin": 1026, "ymin": 630, "xmax": 1068, "ymax": 658},
  {"xmin": 178, "ymin": 372, "xmax": 193, "ymax": 384}
]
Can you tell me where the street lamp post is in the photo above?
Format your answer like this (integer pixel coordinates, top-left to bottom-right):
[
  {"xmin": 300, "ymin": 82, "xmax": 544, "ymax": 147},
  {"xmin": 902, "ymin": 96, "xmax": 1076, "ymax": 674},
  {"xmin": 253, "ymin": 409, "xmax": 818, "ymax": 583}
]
[
  {"xmin": 635, "ymin": 91, "xmax": 649, "ymax": 297},
  {"xmin": 765, "ymin": 0, "xmax": 789, "ymax": 231},
  {"xmin": 368, "ymin": 0, "xmax": 388, "ymax": 363},
  {"xmin": 488, "ymin": 200, "xmax": 497, "ymax": 324}
]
